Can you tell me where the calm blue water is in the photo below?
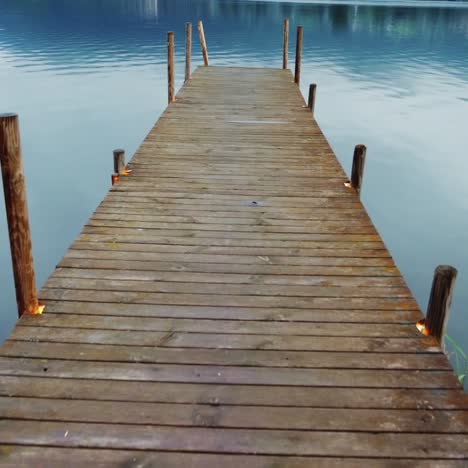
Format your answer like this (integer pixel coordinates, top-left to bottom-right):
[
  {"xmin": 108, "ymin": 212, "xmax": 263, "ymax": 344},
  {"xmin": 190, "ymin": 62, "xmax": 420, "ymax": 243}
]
[{"xmin": 1, "ymin": 0, "xmax": 467, "ymax": 378}]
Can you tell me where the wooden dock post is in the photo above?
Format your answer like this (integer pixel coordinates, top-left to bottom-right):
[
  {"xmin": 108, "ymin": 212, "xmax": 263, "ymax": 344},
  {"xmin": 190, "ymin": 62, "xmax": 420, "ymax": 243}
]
[
  {"xmin": 0, "ymin": 113, "xmax": 40, "ymax": 317},
  {"xmin": 185, "ymin": 22, "xmax": 192, "ymax": 82},
  {"xmin": 308, "ymin": 83, "xmax": 317, "ymax": 116},
  {"xmin": 198, "ymin": 20, "xmax": 209, "ymax": 66},
  {"xmin": 426, "ymin": 265, "xmax": 458, "ymax": 343},
  {"xmin": 350, "ymin": 144, "xmax": 367, "ymax": 196},
  {"xmin": 283, "ymin": 19, "xmax": 289, "ymax": 69},
  {"xmin": 113, "ymin": 149, "xmax": 125, "ymax": 175},
  {"xmin": 294, "ymin": 26, "xmax": 303, "ymax": 85},
  {"xmin": 167, "ymin": 32, "xmax": 175, "ymax": 104}
]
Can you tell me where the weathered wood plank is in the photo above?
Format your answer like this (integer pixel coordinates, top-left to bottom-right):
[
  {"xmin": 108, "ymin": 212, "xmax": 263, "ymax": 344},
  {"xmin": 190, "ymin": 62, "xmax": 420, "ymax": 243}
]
[
  {"xmin": 0, "ymin": 358, "xmax": 458, "ymax": 388},
  {"xmin": 1, "ymin": 447, "xmax": 466, "ymax": 468},
  {"xmin": 0, "ymin": 420, "xmax": 467, "ymax": 457},
  {"xmin": 1, "ymin": 376, "xmax": 466, "ymax": 409},
  {"xmin": 6, "ymin": 326, "xmax": 438, "ymax": 352},
  {"xmin": 1, "ymin": 397, "xmax": 466, "ymax": 432},
  {"xmin": 1, "ymin": 341, "xmax": 449, "ymax": 370}
]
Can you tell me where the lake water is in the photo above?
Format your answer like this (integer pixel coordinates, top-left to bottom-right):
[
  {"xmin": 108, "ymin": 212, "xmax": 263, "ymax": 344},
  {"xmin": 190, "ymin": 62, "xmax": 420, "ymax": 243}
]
[{"xmin": 1, "ymin": 0, "xmax": 467, "ymax": 378}]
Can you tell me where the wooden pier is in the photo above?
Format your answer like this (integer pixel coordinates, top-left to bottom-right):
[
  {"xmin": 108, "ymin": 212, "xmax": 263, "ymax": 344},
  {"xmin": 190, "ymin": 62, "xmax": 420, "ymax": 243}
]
[{"xmin": 0, "ymin": 60, "xmax": 467, "ymax": 464}]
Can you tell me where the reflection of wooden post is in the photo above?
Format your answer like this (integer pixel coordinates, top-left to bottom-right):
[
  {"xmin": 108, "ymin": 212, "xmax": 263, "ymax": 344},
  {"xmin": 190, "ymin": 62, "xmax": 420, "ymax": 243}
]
[
  {"xmin": 167, "ymin": 32, "xmax": 175, "ymax": 104},
  {"xmin": 350, "ymin": 144, "xmax": 366, "ymax": 196},
  {"xmin": 426, "ymin": 265, "xmax": 457, "ymax": 343},
  {"xmin": 308, "ymin": 84, "xmax": 317, "ymax": 116},
  {"xmin": 294, "ymin": 26, "xmax": 303, "ymax": 85},
  {"xmin": 185, "ymin": 23, "xmax": 192, "ymax": 82},
  {"xmin": 113, "ymin": 149, "xmax": 125, "ymax": 175},
  {"xmin": 198, "ymin": 20, "xmax": 209, "ymax": 66},
  {"xmin": 0, "ymin": 113, "xmax": 40, "ymax": 317},
  {"xmin": 283, "ymin": 19, "xmax": 289, "ymax": 69}
]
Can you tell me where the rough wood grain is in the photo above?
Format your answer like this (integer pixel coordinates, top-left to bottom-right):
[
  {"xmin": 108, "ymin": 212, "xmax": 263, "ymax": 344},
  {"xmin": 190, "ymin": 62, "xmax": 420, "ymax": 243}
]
[
  {"xmin": 0, "ymin": 113, "xmax": 39, "ymax": 317},
  {"xmin": 283, "ymin": 18, "xmax": 289, "ymax": 69},
  {"xmin": 185, "ymin": 23, "xmax": 192, "ymax": 82}
]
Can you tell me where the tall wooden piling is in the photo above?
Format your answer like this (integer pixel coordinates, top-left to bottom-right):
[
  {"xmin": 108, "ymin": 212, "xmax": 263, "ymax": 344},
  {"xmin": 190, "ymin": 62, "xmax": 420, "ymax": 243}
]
[
  {"xmin": 0, "ymin": 113, "xmax": 40, "ymax": 317},
  {"xmin": 198, "ymin": 20, "xmax": 209, "ymax": 66},
  {"xmin": 283, "ymin": 19, "xmax": 289, "ymax": 69},
  {"xmin": 185, "ymin": 23, "xmax": 192, "ymax": 82},
  {"xmin": 294, "ymin": 26, "xmax": 303, "ymax": 85},
  {"xmin": 351, "ymin": 144, "xmax": 366, "ymax": 196},
  {"xmin": 167, "ymin": 32, "xmax": 175, "ymax": 104},
  {"xmin": 426, "ymin": 265, "xmax": 458, "ymax": 343},
  {"xmin": 113, "ymin": 149, "xmax": 125, "ymax": 175},
  {"xmin": 308, "ymin": 83, "xmax": 317, "ymax": 116}
]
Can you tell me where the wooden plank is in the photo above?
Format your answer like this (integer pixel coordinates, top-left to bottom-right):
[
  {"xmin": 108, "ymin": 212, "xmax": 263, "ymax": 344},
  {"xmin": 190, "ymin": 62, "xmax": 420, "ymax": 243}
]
[
  {"xmin": 0, "ymin": 420, "xmax": 467, "ymax": 457},
  {"xmin": 1, "ymin": 341, "xmax": 450, "ymax": 370},
  {"xmin": 0, "ymin": 358, "xmax": 458, "ymax": 388},
  {"xmin": 1, "ymin": 397, "xmax": 466, "ymax": 433},
  {"xmin": 51, "ymin": 267, "xmax": 406, "ymax": 288},
  {"xmin": 7, "ymin": 326, "xmax": 438, "ymax": 352},
  {"xmin": 42, "ymin": 277, "xmax": 412, "ymax": 299},
  {"xmin": 38, "ymin": 288, "xmax": 420, "ymax": 310},
  {"xmin": 16, "ymin": 314, "xmax": 421, "ymax": 337},
  {"xmin": 39, "ymin": 300, "xmax": 421, "ymax": 323},
  {"xmin": 1, "ymin": 448, "xmax": 466, "ymax": 468},
  {"xmin": 1, "ymin": 376, "xmax": 466, "ymax": 409}
]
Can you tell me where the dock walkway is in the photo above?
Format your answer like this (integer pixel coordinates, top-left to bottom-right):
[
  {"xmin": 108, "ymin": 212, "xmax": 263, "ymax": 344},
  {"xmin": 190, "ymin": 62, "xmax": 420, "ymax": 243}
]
[{"xmin": 0, "ymin": 66, "xmax": 467, "ymax": 466}]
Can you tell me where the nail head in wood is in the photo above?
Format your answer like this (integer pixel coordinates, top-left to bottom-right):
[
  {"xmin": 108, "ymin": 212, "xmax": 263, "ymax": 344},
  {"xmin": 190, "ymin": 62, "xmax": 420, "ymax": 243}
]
[
  {"xmin": 426, "ymin": 265, "xmax": 457, "ymax": 343},
  {"xmin": 0, "ymin": 113, "xmax": 40, "ymax": 317},
  {"xmin": 167, "ymin": 32, "xmax": 175, "ymax": 104},
  {"xmin": 113, "ymin": 149, "xmax": 125, "ymax": 174},
  {"xmin": 308, "ymin": 83, "xmax": 317, "ymax": 116},
  {"xmin": 294, "ymin": 26, "xmax": 303, "ymax": 85},
  {"xmin": 197, "ymin": 20, "xmax": 209, "ymax": 66},
  {"xmin": 283, "ymin": 19, "xmax": 289, "ymax": 70},
  {"xmin": 350, "ymin": 144, "xmax": 367, "ymax": 196}
]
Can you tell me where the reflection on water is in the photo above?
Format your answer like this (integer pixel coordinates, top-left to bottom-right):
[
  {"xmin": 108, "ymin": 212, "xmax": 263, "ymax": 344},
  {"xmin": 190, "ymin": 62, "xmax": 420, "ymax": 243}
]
[{"xmin": 1, "ymin": 0, "xmax": 467, "ymax": 370}]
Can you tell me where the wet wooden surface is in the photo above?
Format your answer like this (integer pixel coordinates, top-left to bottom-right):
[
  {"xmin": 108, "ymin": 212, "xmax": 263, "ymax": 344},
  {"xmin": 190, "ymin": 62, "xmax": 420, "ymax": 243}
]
[{"xmin": 0, "ymin": 66, "xmax": 467, "ymax": 466}]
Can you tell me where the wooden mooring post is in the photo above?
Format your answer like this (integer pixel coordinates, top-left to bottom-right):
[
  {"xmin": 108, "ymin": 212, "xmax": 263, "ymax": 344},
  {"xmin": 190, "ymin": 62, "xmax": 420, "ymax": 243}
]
[
  {"xmin": 283, "ymin": 19, "xmax": 289, "ymax": 69},
  {"xmin": 0, "ymin": 113, "xmax": 41, "ymax": 317},
  {"xmin": 185, "ymin": 22, "xmax": 192, "ymax": 82},
  {"xmin": 294, "ymin": 26, "xmax": 303, "ymax": 85},
  {"xmin": 425, "ymin": 265, "xmax": 458, "ymax": 344},
  {"xmin": 350, "ymin": 144, "xmax": 366, "ymax": 196},
  {"xmin": 308, "ymin": 83, "xmax": 317, "ymax": 116},
  {"xmin": 198, "ymin": 20, "xmax": 209, "ymax": 66},
  {"xmin": 167, "ymin": 32, "xmax": 175, "ymax": 104},
  {"xmin": 113, "ymin": 149, "xmax": 125, "ymax": 175}
]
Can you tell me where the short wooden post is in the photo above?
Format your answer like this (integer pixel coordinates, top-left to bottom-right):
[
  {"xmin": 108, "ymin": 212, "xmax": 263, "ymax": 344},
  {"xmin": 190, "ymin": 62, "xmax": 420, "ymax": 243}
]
[
  {"xmin": 198, "ymin": 20, "xmax": 209, "ymax": 66},
  {"xmin": 283, "ymin": 19, "xmax": 289, "ymax": 69},
  {"xmin": 350, "ymin": 144, "xmax": 366, "ymax": 196},
  {"xmin": 167, "ymin": 32, "xmax": 175, "ymax": 104},
  {"xmin": 308, "ymin": 83, "xmax": 317, "ymax": 116},
  {"xmin": 0, "ymin": 113, "xmax": 40, "ymax": 317},
  {"xmin": 426, "ymin": 265, "xmax": 458, "ymax": 343},
  {"xmin": 294, "ymin": 26, "xmax": 303, "ymax": 85},
  {"xmin": 185, "ymin": 22, "xmax": 192, "ymax": 82},
  {"xmin": 113, "ymin": 149, "xmax": 125, "ymax": 175}
]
